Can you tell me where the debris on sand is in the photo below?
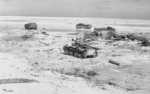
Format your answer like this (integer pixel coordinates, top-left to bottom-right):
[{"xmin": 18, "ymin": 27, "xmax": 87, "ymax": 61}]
[
  {"xmin": 2, "ymin": 88, "xmax": 14, "ymax": 92},
  {"xmin": 126, "ymin": 33, "xmax": 150, "ymax": 46},
  {"xmin": 0, "ymin": 78, "xmax": 38, "ymax": 84},
  {"xmin": 21, "ymin": 34, "xmax": 33, "ymax": 40},
  {"xmin": 86, "ymin": 71, "xmax": 98, "ymax": 77},
  {"xmin": 108, "ymin": 59, "xmax": 120, "ymax": 66},
  {"xmin": 112, "ymin": 33, "xmax": 128, "ymax": 41},
  {"xmin": 107, "ymin": 81, "xmax": 118, "ymax": 87},
  {"xmin": 41, "ymin": 31, "xmax": 49, "ymax": 36}
]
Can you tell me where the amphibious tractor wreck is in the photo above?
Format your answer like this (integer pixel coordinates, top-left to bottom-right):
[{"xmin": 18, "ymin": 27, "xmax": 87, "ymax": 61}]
[
  {"xmin": 63, "ymin": 41, "xmax": 98, "ymax": 58},
  {"xmin": 24, "ymin": 23, "xmax": 37, "ymax": 30}
]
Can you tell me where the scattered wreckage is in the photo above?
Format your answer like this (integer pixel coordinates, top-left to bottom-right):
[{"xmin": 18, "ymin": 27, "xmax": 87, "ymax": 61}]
[
  {"xmin": 93, "ymin": 26, "xmax": 128, "ymax": 41},
  {"xmin": 23, "ymin": 23, "xmax": 50, "ymax": 39},
  {"xmin": 63, "ymin": 39, "xmax": 99, "ymax": 58},
  {"xmin": 93, "ymin": 26, "xmax": 150, "ymax": 46},
  {"xmin": 75, "ymin": 23, "xmax": 150, "ymax": 46},
  {"xmin": 126, "ymin": 34, "xmax": 150, "ymax": 46}
]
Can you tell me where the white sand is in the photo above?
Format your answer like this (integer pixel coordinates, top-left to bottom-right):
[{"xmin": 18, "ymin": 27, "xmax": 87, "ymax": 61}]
[{"xmin": 0, "ymin": 16, "xmax": 149, "ymax": 94}]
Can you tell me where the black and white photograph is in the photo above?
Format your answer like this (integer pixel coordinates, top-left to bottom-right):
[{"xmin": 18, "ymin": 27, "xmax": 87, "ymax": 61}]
[{"xmin": 0, "ymin": 0, "xmax": 150, "ymax": 94}]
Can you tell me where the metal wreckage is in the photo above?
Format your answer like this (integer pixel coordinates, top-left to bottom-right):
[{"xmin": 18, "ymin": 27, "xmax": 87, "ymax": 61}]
[
  {"xmin": 63, "ymin": 23, "xmax": 150, "ymax": 58},
  {"xmin": 63, "ymin": 39, "xmax": 99, "ymax": 58},
  {"xmin": 22, "ymin": 23, "xmax": 150, "ymax": 58}
]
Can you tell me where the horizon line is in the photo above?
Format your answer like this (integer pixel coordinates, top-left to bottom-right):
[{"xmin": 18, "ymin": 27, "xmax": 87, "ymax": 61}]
[{"xmin": 0, "ymin": 16, "xmax": 149, "ymax": 21}]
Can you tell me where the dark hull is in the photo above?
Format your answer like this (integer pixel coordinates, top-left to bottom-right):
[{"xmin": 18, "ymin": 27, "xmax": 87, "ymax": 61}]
[{"xmin": 63, "ymin": 44, "xmax": 98, "ymax": 58}]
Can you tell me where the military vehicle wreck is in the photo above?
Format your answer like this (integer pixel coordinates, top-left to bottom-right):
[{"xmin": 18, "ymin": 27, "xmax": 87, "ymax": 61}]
[
  {"xmin": 76, "ymin": 23, "xmax": 92, "ymax": 30},
  {"xmin": 75, "ymin": 23, "xmax": 150, "ymax": 46},
  {"xmin": 93, "ymin": 26, "xmax": 150, "ymax": 46},
  {"xmin": 93, "ymin": 26, "xmax": 128, "ymax": 41},
  {"xmin": 93, "ymin": 26, "xmax": 116, "ymax": 40},
  {"xmin": 63, "ymin": 41, "xmax": 98, "ymax": 58},
  {"xmin": 24, "ymin": 23, "xmax": 38, "ymax": 30},
  {"xmin": 126, "ymin": 34, "xmax": 150, "ymax": 46}
]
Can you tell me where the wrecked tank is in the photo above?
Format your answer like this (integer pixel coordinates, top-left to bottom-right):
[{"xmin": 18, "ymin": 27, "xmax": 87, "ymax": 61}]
[{"xmin": 63, "ymin": 42, "xmax": 98, "ymax": 58}]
